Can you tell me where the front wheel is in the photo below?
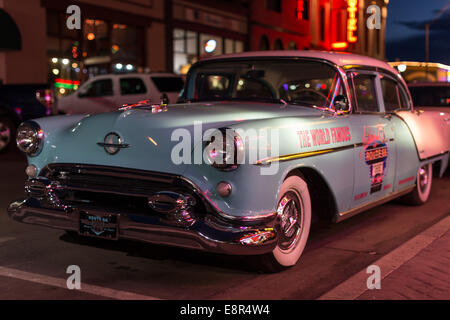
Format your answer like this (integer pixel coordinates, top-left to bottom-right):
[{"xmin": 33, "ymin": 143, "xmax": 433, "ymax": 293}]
[
  {"xmin": 258, "ymin": 175, "xmax": 311, "ymax": 273},
  {"xmin": 402, "ymin": 163, "xmax": 433, "ymax": 205}
]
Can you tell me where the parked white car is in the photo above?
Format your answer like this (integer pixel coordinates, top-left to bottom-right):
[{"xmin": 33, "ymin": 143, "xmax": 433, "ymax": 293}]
[{"xmin": 56, "ymin": 73, "xmax": 184, "ymax": 114}]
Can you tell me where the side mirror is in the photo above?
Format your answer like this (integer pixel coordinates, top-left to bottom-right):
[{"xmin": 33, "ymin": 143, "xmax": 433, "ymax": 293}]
[
  {"xmin": 333, "ymin": 95, "xmax": 348, "ymax": 112},
  {"xmin": 160, "ymin": 93, "xmax": 169, "ymax": 105}
]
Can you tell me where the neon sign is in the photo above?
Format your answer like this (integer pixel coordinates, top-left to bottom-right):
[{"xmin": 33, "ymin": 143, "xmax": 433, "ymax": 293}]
[{"xmin": 347, "ymin": 0, "xmax": 358, "ymax": 43}]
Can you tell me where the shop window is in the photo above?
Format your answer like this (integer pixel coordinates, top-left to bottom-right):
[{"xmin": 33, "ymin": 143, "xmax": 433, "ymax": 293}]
[
  {"xmin": 296, "ymin": 0, "xmax": 309, "ymax": 20},
  {"xmin": 259, "ymin": 36, "xmax": 270, "ymax": 51},
  {"xmin": 235, "ymin": 41, "xmax": 244, "ymax": 53},
  {"xmin": 274, "ymin": 39, "xmax": 283, "ymax": 50},
  {"xmin": 120, "ymin": 78, "xmax": 147, "ymax": 95}
]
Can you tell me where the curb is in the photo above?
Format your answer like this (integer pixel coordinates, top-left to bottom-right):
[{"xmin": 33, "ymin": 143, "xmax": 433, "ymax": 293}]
[{"xmin": 318, "ymin": 214, "xmax": 450, "ymax": 300}]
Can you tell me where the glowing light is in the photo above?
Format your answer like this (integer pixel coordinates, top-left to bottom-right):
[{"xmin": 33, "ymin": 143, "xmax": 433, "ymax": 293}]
[
  {"xmin": 115, "ymin": 63, "xmax": 123, "ymax": 70},
  {"xmin": 62, "ymin": 58, "xmax": 69, "ymax": 65},
  {"xmin": 71, "ymin": 63, "xmax": 78, "ymax": 68},
  {"xmin": 204, "ymin": 39, "xmax": 217, "ymax": 53},
  {"xmin": 397, "ymin": 64, "xmax": 407, "ymax": 72},
  {"xmin": 111, "ymin": 44, "xmax": 119, "ymax": 53},
  {"xmin": 126, "ymin": 64, "xmax": 133, "ymax": 71},
  {"xmin": 332, "ymin": 42, "xmax": 349, "ymax": 49},
  {"xmin": 59, "ymin": 88, "xmax": 66, "ymax": 94},
  {"xmin": 238, "ymin": 79, "xmax": 244, "ymax": 86},
  {"xmin": 51, "ymin": 57, "xmax": 58, "ymax": 63},
  {"xmin": 87, "ymin": 33, "xmax": 95, "ymax": 40},
  {"xmin": 289, "ymin": 84, "xmax": 297, "ymax": 90},
  {"xmin": 305, "ymin": 83, "xmax": 310, "ymax": 88},
  {"xmin": 347, "ymin": 0, "xmax": 358, "ymax": 43},
  {"xmin": 52, "ymin": 68, "xmax": 60, "ymax": 75}
]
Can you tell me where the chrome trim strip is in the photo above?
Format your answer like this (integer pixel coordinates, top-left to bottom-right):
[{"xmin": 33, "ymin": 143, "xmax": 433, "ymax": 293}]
[
  {"xmin": 334, "ymin": 186, "xmax": 415, "ymax": 223},
  {"xmin": 254, "ymin": 143, "xmax": 359, "ymax": 165}
]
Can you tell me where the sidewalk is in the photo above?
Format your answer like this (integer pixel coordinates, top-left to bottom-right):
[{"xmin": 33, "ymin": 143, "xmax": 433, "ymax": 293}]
[{"xmin": 319, "ymin": 215, "xmax": 450, "ymax": 300}]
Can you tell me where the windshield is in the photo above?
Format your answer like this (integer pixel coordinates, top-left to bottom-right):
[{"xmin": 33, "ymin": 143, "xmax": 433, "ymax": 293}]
[
  {"xmin": 409, "ymin": 86, "xmax": 450, "ymax": 107},
  {"xmin": 183, "ymin": 59, "xmax": 345, "ymax": 108}
]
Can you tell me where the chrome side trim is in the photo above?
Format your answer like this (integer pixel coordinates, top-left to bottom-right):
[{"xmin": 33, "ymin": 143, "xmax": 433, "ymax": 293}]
[
  {"xmin": 254, "ymin": 143, "xmax": 360, "ymax": 165},
  {"xmin": 334, "ymin": 186, "xmax": 415, "ymax": 223}
]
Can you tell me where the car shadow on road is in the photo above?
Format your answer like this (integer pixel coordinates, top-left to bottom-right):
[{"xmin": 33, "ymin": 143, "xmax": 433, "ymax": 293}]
[{"xmin": 58, "ymin": 231, "xmax": 261, "ymax": 274}]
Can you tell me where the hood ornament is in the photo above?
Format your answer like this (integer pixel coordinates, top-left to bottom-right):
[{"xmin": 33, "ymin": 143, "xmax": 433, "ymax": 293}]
[{"xmin": 97, "ymin": 132, "xmax": 129, "ymax": 155}]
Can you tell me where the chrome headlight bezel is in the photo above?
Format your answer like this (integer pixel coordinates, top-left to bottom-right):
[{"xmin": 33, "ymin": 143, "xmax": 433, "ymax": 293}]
[
  {"xmin": 204, "ymin": 128, "xmax": 244, "ymax": 171},
  {"xmin": 16, "ymin": 121, "xmax": 44, "ymax": 156}
]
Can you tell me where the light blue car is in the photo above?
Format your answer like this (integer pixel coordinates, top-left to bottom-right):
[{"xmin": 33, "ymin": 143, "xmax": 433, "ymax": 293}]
[{"xmin": 9, "ymin": 51, "xmax": 450, "ymax": 272}]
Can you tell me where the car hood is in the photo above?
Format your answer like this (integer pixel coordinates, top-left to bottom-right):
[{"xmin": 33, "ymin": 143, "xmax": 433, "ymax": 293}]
[{"xmin": 34, "ymin": 101, "xmax": 323, "ymax": 175}]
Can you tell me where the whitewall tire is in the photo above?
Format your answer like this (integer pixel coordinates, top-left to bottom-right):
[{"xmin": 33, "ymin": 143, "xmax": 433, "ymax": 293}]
[{"xmin": 259, "ymin": 175, "xmax": 311, "ymax": 272}]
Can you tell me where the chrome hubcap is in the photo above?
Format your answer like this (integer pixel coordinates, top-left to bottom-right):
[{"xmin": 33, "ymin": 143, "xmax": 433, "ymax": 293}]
[
  {"xmin": 418, "ymin": 166, "xmax": 429, "ymax": 193},
  {"xmin": 0, "ymin": 121, "xmax": 11, "ymax": 151},
  {"xmin": 277, "ymin": 191, "xmax": 303, "ymax": 250}
]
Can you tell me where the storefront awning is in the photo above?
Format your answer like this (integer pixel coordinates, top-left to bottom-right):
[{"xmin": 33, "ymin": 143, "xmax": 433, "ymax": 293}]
[{"xmin": 0, "ymin": 9, "xmax": 21, "ymax": 51}]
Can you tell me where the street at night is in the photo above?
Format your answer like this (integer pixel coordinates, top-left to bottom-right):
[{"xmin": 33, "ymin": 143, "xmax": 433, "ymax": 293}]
[
  {"xmin": 0, "ymin": 149, "xmax": 448, "ymax": 300},
  {"xmin": 1, "ymin": 0, "xmax": 450, "ymax": 310}
]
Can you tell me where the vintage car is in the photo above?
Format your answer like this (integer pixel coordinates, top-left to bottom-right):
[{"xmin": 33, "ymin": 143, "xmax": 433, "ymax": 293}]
[{"xmin": 9, "ymin": 51, "xmax": 450, "ymax": 272}]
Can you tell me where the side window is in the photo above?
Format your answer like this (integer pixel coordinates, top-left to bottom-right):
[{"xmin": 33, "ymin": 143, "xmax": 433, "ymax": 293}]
[
  {"xmin": 352, "ymin": 74, "xmax": 379, "ymax": 112},
  {"xmin": 381, "ymin": 77, "xmax": 410, "ymax": 112},
  {"xmin": 81, "ymin": 79, "xmax": 113, "ymax": 97},
  {"xmin": 120, "ymin": 78, "xmax": 147, "ymax": 95},
  {"xmin": 381, "ymin": 78, "xmax": 400, "ymax": 112}
]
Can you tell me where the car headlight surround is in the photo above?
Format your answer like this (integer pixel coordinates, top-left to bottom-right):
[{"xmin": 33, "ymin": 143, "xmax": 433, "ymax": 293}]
[
  {"xmin": 204, "ymin": 128, "xmax": 244, "ymax": 171},
  {"xmin": 16, "ymin": 121, "xmax": 44, "ymax": 156}
]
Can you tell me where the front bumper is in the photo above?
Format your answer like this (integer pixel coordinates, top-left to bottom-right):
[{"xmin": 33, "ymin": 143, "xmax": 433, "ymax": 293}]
[{"xmin": 8, "ymin": 164, "xmax": 278, "ymax": 255}]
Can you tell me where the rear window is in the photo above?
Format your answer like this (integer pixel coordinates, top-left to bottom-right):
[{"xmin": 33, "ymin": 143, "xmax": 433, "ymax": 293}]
[
  {"xmin": 409, "ymin": 86, "xmax": 450, "ymax": 107},
  {"xmin": 151, "ymin": 77, "xmax": 184, "ymax": 92}
]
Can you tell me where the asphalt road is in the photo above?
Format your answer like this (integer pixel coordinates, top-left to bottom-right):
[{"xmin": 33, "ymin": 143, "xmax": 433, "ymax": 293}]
[{"xmin": 0, "ymin": 149, "xmax": 449, "ymax": 300}]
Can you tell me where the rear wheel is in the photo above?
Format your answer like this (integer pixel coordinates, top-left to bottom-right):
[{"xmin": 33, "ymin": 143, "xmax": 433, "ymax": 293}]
[
  {"xmin": 402, "ymin": 163, "xmax": 433, "ymax": 205},
  {"xmin": 258, "ymin": 175, "xmax": 311, "ymax": 273},
  {"xmin": 0, "ymin": 116, "xmax": 15, "ymax": 153}
]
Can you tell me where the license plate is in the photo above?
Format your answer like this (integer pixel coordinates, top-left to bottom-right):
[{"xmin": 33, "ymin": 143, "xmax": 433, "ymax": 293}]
[{"xmin": 79, "ymin": 211, "xmax": 119, "ymax": 240}]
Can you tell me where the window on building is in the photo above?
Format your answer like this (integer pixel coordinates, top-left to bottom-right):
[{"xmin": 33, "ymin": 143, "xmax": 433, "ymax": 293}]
[
  {"xmin": 46, "ymin": 10, "xmax": 144, "ymax": 97},
  {"xmin": 259, "ymin": 35, "xmax": 270, "ymax": 50},
  {"xmin": 351, "ymin": 74, "xmax": 379, "ymax": 112},
  {"xmin": 296, "ymin": 0, "xmax": 309, "ymax": 20},
  {"xmin": 320, "ymin": 6, "xmax": 326, "ymax": 42},
  {"xmin": 266, "ymin": 0, "xmax": 282, "ymax": 12},
  {"xmin": 274, "ymin": 39, "xmax": 283, "ymax": 50},
  {"xmin": 120, "ymin": 78, "xmax": 147, "ymax": 95},
  {"xmin": 173, "ymin": 28, "xmax": 243, "ymax": 74}
]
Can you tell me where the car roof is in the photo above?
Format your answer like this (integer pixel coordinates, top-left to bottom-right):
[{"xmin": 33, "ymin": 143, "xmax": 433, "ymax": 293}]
[
  {"xmin": 202, "ymin": 50, "xmax": 398, "ymax": 73},
  {"xmin": 91, "ymin": 72, "xmax": 182, "ymax": 80},
  {"xmin": 408, "ymin": 82, "xmax": 450, "ymax": 87}
]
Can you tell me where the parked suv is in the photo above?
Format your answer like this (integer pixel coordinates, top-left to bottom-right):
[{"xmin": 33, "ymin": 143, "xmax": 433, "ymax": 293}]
[{"xmin": 56, "ymin": 73, "xmax": 184, "ymax": 114}]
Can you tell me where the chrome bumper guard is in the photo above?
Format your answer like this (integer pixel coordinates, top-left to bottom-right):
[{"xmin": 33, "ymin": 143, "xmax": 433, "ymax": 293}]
[{"xmin": 8, "ymin": 166, "xmax": 278, "ymax": 255}]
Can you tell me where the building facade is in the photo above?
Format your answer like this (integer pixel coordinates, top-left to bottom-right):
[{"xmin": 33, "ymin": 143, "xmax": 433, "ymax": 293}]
[{"xmin": 0, "ymin": 0, "xmax": 389, "ymax": 92}]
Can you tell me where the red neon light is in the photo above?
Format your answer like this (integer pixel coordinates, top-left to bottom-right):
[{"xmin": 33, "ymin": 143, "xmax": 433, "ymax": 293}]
[
  {"xmin": 55, "ymin": 78, "xmax": 81, "ymax": 85},
  {"xmin": 347, "ymin": 0, "xmax": 358, "ymax": 43},
  {"xmin": 297, "ymin": 0, "xmax": 304, "ymax": 20},
  {"xmin": 332, "ymin": 42, "xmax": 348, "ymax": 49}
]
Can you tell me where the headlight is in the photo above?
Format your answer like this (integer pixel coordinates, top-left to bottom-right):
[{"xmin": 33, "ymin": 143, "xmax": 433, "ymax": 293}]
[
  {"xmin": 204, "ymin": 128, "xmax": 244, "ymax": 171},
  {"xmin": 16, "ymin": 121, "xmax": 44, "ymax": 156}
]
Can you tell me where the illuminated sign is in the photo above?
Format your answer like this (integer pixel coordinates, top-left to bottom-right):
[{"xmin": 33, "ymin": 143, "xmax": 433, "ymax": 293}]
[{"xmin": 347, "ymin": 0, "xmax": 358, "ymax": 43}]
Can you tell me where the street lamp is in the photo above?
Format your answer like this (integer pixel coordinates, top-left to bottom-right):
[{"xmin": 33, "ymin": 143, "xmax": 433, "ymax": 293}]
[{"xmin": 425, "ymin": 2, "xmax": 450, "ymax": 79}]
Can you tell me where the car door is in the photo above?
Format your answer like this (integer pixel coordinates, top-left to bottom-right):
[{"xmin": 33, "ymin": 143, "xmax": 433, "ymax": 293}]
[
  {"xmin": 347, "ymin": 70, "xmax": 397, "ymax": 207},
  {"xmin": 75, "ymin": 78, "xmax": 116, "ymax": 114},
  {"xmin": 116, "ymin": 77, "xmax": 149, "ymax": 106}
]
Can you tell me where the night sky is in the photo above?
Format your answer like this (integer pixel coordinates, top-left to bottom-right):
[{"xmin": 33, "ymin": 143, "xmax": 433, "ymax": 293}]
[{"xmin": 386, "ymin": 0, "xmax": 450, "ymax": 64}]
